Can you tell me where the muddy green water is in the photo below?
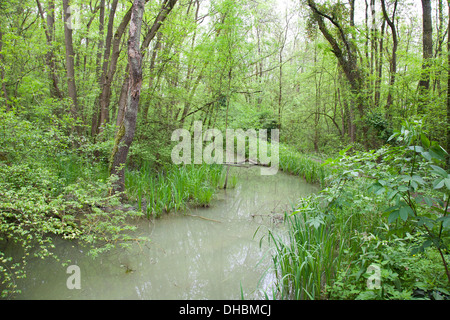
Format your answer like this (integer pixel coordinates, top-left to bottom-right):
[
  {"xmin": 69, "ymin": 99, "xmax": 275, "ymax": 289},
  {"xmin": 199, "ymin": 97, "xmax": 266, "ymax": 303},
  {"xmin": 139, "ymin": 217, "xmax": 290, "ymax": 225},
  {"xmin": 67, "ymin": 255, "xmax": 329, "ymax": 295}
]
[{"xmin": 14, "ymin": 166, "xmax": 318, "ymax": 300}]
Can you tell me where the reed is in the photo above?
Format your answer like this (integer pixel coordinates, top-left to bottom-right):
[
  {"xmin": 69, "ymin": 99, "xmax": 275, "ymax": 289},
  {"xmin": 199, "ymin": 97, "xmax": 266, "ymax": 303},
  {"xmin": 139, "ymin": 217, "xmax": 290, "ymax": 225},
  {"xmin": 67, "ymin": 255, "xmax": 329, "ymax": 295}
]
[
  {"xmin": 125, "ymin": 163, "xmax": 230, "ymax": 218},
  {"xmin": 268, "ymin": 211, "xmax": 346, "ymax": 300},
  {"xmin": 278, "ymin": 144, "xmax": 329, "ymax": 186}
]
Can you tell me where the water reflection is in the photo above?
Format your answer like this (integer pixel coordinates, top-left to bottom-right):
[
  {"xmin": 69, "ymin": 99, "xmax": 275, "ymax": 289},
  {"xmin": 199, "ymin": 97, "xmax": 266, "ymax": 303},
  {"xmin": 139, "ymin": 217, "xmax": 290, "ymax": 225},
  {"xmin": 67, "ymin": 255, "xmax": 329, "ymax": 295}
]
[{"xmin": 15, "ymin": 166, "xmax": 318, "ymax": 300}]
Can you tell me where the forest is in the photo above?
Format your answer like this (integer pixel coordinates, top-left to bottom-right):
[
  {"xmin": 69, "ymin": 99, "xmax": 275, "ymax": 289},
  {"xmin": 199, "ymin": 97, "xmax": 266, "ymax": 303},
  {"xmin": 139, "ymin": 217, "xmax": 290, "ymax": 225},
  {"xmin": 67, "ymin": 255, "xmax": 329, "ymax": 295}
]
[{"xmin": 0, "ymin": 0, "xmax": 449, "ymax": 300}]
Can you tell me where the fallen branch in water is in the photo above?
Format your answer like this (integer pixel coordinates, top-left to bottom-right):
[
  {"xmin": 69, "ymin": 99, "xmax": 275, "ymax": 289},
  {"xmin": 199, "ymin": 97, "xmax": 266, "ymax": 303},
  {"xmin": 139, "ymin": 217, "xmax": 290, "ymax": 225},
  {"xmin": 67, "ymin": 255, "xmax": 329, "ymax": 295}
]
[{"xmin": 187, "ymin": 214, "xmax": 222, "ymax": 223}]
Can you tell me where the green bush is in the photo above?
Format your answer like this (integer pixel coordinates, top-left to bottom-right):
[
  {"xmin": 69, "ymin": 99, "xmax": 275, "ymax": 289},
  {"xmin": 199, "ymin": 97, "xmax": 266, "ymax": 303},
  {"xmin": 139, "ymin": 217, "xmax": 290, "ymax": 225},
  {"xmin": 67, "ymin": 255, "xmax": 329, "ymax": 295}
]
[
  {"xmin": 0, "ymin": 111, "xmax": 144, "ymax": 298},
  {"xmin": 268, "ymin": 119, "xmax": 450, "ymax": 300}
]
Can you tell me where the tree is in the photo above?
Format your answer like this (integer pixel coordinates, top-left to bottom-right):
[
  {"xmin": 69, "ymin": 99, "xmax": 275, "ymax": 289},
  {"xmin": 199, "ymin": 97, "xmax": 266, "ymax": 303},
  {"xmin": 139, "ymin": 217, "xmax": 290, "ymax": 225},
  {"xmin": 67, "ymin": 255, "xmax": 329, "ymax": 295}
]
[
  {"xmin": 447, "ymin": 0, "xmax": 450, "ymax": 166},
  {"xmin": 36, "ymin": 0, "xmax": 63, "ymax": 100},
  {"xmin": 0, "ymin": 30, "xmax": 8, "ymax": 111},
  {"xmin": 115, "ymin": 0, "xmax": 178, "ymax": 128},
  {"xmin": 306, "ymin": 0, "xmax": 366, "ymax": 144},
  {"xmin": 92, "ymin": 1, "xmax": 129, "ymax": 137},
  {"xmin": 381, "ymin": 0, "xmax": 398, "ymax": 119},
  {"xmin": 62, "ymin": 0, "xmax": 79, "ymax": 125},
  {"xmin": 109, "ymin": 0, "xmax": 146, "ymax": 195},
  {"xmin": 417, "ymin": 0, "xmax": 433, "ymax": 115}
]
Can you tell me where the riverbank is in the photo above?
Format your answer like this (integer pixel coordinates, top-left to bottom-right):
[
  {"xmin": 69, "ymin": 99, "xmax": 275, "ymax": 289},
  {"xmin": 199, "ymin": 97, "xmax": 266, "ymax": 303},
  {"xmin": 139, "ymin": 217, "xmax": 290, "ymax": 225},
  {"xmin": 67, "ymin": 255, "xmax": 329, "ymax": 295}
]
[
  {"xmin": 9, "ymin": 166, "xmax": 318, "ymax": 299},
  {"xmin": 267, "ymin": 123, "xmax": 450, "ymax": 300}
]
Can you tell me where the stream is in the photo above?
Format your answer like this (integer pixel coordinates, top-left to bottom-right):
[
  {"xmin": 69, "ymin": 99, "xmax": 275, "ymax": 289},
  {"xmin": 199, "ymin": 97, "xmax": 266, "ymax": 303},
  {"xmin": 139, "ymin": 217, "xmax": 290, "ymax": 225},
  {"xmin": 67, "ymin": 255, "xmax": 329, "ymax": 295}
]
[{"xmin": 14, "ymin": 166, "xmax": 318, "ymax": 300}]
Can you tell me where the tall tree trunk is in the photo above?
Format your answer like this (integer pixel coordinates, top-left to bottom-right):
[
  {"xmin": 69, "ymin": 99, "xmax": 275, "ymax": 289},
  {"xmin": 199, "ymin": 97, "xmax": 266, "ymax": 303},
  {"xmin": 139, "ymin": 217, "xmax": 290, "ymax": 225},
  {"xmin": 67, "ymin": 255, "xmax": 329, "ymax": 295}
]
[
  {"xmin": 36, "ymin": 0, "xmax": 63, "ymax": 100},
  {"xmin": 374, "ymin": 19, "xmax": 385, "ymax": 107},
  {"xmin": 95, "ymin": 0, "xmax": 105, "ymax": 82},
  {"xmin": 418, "ymin": 0, "xmax": 433, "ymax": 115},
  {"xmin": 115, "ymin": 0, "xmax": 178, "ymax": 128},
  {"xmin": 92, "ymin": 0, "xmax": 121, "ymax": 137},
  {"xmin": 141, "ymin": 32, "xmax": 162, "ymax": 122},
  {"xmin": 62, "ymin": 0, "xmax": 79, "ymax": 125},
  {"xmin": 447, "ymin": 1, "xmax": 450, "ymax": 166},
  {"xmin": 434, "ymin": 0, "xmax": 444, "ymax": 92},
  {"xmin": 381, "ymin": 0, "xmax": 398, "ymax": 120},
  {"xmin": 109, "ymin": 0, "xmax": 145, "ymax": 196},
  {"xmin": 0, "ymin": 30, "xmax": 8, "ymax": 111},
  {"xmin": 307, "ymin": 0, "xmax": 366, "ymax": 144},
  {"xmin": 278, "ymin": 48, "xmax": 283, "ymax": 130}
]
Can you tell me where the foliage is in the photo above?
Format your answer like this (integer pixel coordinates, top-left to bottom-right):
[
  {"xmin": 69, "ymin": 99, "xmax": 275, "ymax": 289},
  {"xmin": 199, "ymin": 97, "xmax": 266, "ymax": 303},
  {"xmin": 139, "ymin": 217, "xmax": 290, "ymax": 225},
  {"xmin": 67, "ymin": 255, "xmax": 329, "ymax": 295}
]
[
  {"xmin": 328, "ymin": 232, "xmax": 450, "ymax": 300},
  {"xmin": 1, "ymin": 0, "xmax": 450, "ymax": 301},
  {"xmin": 0, "ymin": 111, "xmax": 144, "ymax": 298},
  {"xmin": 268, "ymin": 119, "xmax": 450, "ymax": 300}
]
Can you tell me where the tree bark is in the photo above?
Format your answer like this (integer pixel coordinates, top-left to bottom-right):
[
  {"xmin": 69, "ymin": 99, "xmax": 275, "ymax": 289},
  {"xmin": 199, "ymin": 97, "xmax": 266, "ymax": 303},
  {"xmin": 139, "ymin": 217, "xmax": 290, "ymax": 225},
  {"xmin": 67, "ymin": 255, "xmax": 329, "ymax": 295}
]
[
  {"xmin": 381, "ymin": 0, "xmax": 398, "ymax": 119},
  {"xmin": 92, "ymin": 0, "xmax": 121, "ymax": 137},
  {"xmin": 0, "ymin": 30, "xmax": 9, "ymax": 110},
  {"xmin": 418, "ymin": 0, "xmax": 433, "ymax": 115},
  {"xmin": 95, "ymin": 0, "xmax": 105, "ymax": 82},
  {"xmin": 447, "ymin": 1, "xmax": 450, "ymax": 166},
  {"xmin": 374, "ymin": 19, "xmax": 385, "ymax": 107},
  {"xmin": 115, "ymin": 0, "xmax": 178, "ymax": 128},
  {"xmin": 36, "ymin": 0, "xmax": 63, "ymax": 100},
  {"xmin": 434, "ymin": 0, "xmax": 444, "ymax": 92},
  {"xmin": 62, "ymin": 0, "xmax": 79, "ymax": 125},
  {"xmin": 141, "ymin": 32, "xmax": 162, "ymax": 122},
  {"xmin": 109, "ymin": 0, "xmax": 145, "ymax": 196}
]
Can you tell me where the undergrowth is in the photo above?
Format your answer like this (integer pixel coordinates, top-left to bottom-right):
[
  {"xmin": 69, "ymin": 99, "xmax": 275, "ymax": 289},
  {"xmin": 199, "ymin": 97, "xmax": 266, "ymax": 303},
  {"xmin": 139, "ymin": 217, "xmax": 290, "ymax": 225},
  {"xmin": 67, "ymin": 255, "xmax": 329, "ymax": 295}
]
[{"xmin": 268, "ymin": 119, "xmax": 450, "ymax": 300}]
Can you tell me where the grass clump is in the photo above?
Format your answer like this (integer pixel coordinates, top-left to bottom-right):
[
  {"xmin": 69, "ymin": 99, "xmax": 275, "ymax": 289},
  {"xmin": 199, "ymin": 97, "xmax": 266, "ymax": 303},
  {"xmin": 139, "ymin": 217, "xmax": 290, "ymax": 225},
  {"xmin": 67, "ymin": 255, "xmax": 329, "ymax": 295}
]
[
  {"xmin": 125, "ymin": 163, "xmax": 233, "ymax": 218},
  {"xmin": 278, "ymin": 144, "xmax": 329, "ymax": 186}
]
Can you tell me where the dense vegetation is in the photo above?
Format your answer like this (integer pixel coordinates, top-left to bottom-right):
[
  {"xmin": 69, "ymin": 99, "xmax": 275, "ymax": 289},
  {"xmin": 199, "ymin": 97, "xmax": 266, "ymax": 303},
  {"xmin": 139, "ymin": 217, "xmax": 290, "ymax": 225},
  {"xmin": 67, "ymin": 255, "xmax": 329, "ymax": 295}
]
[
  {"xmin": 269, "ymin": 120, "xmax": 450, "ymax": 299},
  {"xmin": 0, "ymin": 0, "xmax": 449, "ymax": 299}
]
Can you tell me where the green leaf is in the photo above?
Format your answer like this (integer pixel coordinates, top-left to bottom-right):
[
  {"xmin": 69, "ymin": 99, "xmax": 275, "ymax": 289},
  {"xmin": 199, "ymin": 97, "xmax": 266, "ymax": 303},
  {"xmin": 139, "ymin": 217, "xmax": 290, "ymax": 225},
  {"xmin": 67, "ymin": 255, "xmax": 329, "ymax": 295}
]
[
  {"xmin": 423, "ymin": 196, "xmax": 434, "ymax": 207},
  {"xmin": 422, "ymin": 239, "xmax": 433, "ymax": 249},
  {"xmin": 416, "ymin": 216, "xmax": 435, "ymax": 229},
  {"xmin": 437, "ymin": 216, "xmax": 450, "ymax": 229},
  {"xmin": 430, "ymin": 165, "xmax": 448, "ymax": 178},
  {"xmin": 384, "ymin": 205, "xmax": 399, "ymax": 214},
  {"xmin": 433, "ymin": 178, "xmax": 445, "ymax": 190},
  {"xmin": 387, "ymin": 190, "xmax": 398, "ymax": 200},
  {"xmin": 429, "ymin": 144, "xmax": 448, "ymax": 161},
  {"xmin": 421, "ymin": 151, "xmax": 432, "ymax": 161},
  {"xmin": 400, "ymin": 175, "xmax": 412, "ymax": 182},
  {"xmin": 408, "ymin": 146, "xmax": 424, "ymax": 153},
  {"xmin": 307, "ymin": 216, "xmax": 324, "ymax": 229},
  {"xmin": 444, "ymin": 178, "xmax": 450, "ymax": 190},
  {"xmin": 388, "ymin": 210, "xmax": 400, "ymax": 224},
  {"xmin": 411, "ymin": 175, "xmax": 425, "ymax": 185},
  {"xmin": 399, "ymin": 206, "xmax": 413, "ymax": 222},
  {"xmin": 420, "ymin": 133, "xmax": 430, "ymax": 148},
  {"xmin": 339, "ymin": 146, "xmax": 352, "ymax": 156},
  {"xmin": 387, "ymin": 132, "xmax": 399, "ymax": 142},
  {"xmin": 368, "ymin": 182, "xmax": 384, "ymax": 194}
]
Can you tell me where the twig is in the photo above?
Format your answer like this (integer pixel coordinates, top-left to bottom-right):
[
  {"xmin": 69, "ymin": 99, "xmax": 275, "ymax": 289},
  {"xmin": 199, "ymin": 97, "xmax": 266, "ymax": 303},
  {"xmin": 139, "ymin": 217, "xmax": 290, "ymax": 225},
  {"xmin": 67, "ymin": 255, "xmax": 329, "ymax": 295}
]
[{"xmin": 187, "ymin": 214, "xmax": 222, "ymax": 223}]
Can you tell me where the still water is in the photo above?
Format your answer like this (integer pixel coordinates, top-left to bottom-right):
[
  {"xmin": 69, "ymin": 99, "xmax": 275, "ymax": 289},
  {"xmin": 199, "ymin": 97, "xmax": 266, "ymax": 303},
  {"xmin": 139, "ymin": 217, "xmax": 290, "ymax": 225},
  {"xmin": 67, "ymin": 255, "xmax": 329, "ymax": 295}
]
[{"xmin": 15, "ymin": 166, "xmax": 318, "ymax": 300}]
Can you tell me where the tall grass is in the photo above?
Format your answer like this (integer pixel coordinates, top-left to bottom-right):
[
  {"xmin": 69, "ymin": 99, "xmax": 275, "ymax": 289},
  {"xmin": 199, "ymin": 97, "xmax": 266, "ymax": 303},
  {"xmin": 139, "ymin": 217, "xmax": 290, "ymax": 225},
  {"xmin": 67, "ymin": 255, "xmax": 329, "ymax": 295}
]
[
  {"xmin": 268, "ymin": 212, "xmax": 347, "ymax": 300},
  {"xmin": 263, "ymin": 144, "xmax": 341, "ymax": 299},
  {"xmin": 278, "ymin": 144, "xmax": 329, "ymax": 186},
  {"xmin": 125, "ymin": 163, "xmax": 231, "ymax": 218}
]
